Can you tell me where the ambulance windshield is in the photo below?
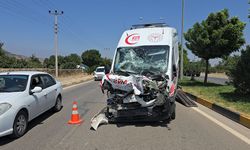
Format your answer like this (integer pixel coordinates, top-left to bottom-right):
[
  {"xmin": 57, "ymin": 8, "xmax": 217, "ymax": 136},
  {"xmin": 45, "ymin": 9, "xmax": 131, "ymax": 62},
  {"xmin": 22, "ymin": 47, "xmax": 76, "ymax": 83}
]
[{"xmin": 114, "ymin": 45, "xmax": 169, "ymax": 75}]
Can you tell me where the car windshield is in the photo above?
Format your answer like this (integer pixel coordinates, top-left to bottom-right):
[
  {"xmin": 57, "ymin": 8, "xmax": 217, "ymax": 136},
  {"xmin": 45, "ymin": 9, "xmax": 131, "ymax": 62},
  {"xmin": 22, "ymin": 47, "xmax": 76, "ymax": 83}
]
[
  {"xmin": 0, "ymin": 75, "xmax": 28, "ymax": 92},
  {"xmin": 114, "ymin": 45, "xmax": 170, "ymax": 75},
  {"xmin": 96, "ymin": 68, "xmax": 105, "ymax": 72}
]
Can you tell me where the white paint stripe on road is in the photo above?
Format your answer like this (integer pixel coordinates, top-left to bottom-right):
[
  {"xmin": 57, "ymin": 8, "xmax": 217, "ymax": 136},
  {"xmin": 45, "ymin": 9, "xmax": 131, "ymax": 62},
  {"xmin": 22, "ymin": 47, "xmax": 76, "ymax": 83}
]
[
  {"xmin": 63, "ymin": 80, "xmax": 93, "ymax": 90},
  {"xmin": 192, "ymin": 107, "xmax": 250, "ymax": 145}
]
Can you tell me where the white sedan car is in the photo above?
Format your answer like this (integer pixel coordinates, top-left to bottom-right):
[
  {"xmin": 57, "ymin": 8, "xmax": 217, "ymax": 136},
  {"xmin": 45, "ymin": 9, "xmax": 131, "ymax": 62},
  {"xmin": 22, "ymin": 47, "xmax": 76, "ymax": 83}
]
[
  {"xmin": 0, "ymin": 71, "xmax": 62, "ymax": 138},
  {"xmin": 93, "ymin": 66, "xmax": 106, "ymax": 81}
]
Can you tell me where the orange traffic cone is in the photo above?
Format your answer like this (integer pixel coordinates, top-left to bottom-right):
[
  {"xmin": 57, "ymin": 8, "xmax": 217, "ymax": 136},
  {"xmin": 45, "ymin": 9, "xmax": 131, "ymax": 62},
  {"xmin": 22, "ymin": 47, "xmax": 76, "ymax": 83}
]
[{"xmin": 68, "ymin": 101, "xmax": 83, "ymax": 124}]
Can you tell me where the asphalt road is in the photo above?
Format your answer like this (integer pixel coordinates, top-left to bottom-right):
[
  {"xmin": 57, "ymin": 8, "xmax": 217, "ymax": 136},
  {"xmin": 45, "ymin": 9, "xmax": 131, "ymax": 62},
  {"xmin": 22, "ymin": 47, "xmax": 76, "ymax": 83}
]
[
  {"xmin": 191, "ymin": 76, "xmax": 229, "ymax": 85},
  {"xmin": 0, "ymin": 81, "xmax": 249, "ymax": 150}
]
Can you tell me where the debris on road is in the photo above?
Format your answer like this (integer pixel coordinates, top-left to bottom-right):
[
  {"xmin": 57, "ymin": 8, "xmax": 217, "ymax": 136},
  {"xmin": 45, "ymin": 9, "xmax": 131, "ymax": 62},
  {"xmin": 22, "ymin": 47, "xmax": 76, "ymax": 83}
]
[
  {"xmin": 90, "ymin": 107, "xmax": 109, "ymax": 130},
  {"xmin": 176, "ymin": 89, "xmax": 197, "ymax": 107}
]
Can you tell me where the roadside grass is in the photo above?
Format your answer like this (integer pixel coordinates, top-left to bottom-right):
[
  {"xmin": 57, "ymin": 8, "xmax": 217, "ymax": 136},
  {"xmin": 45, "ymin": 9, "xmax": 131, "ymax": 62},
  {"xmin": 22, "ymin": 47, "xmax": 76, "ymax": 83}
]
[{"xmin": 179, "ymin": 78, "xmax": 250, "ymax": 117}]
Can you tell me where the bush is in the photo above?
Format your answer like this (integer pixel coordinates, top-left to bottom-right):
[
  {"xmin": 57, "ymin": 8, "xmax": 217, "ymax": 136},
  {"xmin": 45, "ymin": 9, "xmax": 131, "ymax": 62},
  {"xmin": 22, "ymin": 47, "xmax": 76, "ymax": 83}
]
[
  {"xmin": 86, "ymin": 65, "xmax": 97, "ymax": 75},
  {"xmin": 61, "ymin": 62, "xmax": 77, "ymax": 69},
  {"xmin": 229, "ymin": 45, "xmax": 250, "ymax": 95}
]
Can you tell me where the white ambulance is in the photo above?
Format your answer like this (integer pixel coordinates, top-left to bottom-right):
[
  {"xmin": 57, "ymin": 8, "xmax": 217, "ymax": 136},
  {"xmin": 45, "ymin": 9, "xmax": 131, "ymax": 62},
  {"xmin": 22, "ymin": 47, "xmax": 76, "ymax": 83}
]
[{"xmin": 91, "ymin": 23, "xmax": 179, "ymax": 129}]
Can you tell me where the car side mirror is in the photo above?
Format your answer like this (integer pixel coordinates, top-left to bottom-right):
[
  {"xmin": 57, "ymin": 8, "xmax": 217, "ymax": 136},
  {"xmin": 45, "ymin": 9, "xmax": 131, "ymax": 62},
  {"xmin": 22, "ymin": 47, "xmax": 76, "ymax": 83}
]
[
  {"xmin": 31, "ymin": 86, "xmax": 42, "ymax": 94},
  {"xmin": 105, "ymin": 66, "xmax": 110, "ymax": 74}
]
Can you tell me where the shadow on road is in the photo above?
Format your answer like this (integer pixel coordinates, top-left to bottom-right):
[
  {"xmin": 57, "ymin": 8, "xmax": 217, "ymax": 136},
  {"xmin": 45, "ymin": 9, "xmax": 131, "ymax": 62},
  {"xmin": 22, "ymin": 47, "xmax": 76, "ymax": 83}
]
[
  {"xmin": 115, "ymin": 120, "xmax": 171, "ymax": 129},
  {"xmin": 0, "ymin": 108, "xmax": 62, "ymax": 146}
]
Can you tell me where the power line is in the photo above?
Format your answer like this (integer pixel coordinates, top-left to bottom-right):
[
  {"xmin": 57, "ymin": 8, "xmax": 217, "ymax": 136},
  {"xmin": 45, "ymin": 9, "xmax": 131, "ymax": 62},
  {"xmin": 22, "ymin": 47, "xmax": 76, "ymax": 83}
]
[
  {"xmin": 0, "ymin": 0, "xmax": 49, "ymax": 25},
  {"xmin": 0, "ymin": 1, "xmax": 34, "ymax": 21}
]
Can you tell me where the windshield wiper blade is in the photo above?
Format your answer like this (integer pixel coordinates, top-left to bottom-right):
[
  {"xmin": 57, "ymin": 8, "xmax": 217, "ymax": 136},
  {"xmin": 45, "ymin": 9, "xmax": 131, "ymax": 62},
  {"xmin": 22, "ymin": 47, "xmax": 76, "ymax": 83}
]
[
  {"xmin": 115, "ymin": 70, "xmax": 130, "ymax": 76},
  {"xmin": 115, "ymin": 70, "xmax": 137, "ymax": 76}
]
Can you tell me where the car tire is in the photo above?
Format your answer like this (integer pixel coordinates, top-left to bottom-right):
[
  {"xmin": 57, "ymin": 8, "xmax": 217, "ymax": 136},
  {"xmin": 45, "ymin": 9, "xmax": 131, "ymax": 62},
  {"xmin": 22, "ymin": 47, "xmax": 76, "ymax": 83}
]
[
  {"xmin": 171, "ymin": 108, "xmax": 176, "ymax": 120},
  {"xmin": 12, "ymin": 110, "xmax": 28, "ymax": 138},
  {"xmin": 53, "ymin": 96, "xmax": 62, "ymax": 112}
]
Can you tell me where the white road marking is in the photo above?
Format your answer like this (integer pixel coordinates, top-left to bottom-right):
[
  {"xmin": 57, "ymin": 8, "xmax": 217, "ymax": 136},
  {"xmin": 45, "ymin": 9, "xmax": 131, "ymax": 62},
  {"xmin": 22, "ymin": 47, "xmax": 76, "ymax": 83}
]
[
  {"xmin": 63, "ymin": 80, "xmax": 94, "ymax": 90},
  {"xmin": 62, "ymin": 79, "xmax": 250, "ymax": 145},
  {"xmin": 192, "ymin": 107, "xmax": 250, "ymax": 145}
]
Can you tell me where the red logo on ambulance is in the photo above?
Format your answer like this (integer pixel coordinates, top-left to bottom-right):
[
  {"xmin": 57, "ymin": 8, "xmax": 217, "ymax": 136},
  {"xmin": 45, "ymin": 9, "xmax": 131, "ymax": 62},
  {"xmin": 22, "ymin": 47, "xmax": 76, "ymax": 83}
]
[{"xmin": 125, "ymin": 33, "xmax": 140, "ymax": 45}]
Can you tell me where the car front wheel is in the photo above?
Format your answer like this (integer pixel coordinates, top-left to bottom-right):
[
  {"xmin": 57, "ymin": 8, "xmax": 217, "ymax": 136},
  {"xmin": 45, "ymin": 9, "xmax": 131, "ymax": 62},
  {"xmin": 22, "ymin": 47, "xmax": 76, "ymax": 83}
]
[
  {"xmin": 53, "ymin": 96, "xmax": 62, "ymax": 112},
  {"xmin": 12, "ymin": 110, "xmax": 28, "ymax": 138}
]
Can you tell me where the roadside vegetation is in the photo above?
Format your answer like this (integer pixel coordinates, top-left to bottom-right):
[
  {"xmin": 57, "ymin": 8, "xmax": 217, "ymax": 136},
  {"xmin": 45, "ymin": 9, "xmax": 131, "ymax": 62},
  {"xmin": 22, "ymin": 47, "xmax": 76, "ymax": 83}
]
[
  {"xmin": 181, "ymin": 7, "xmax": 250, "ymax": 117},
  {"xmin": 0, "ymin": 42, "xmax": 111, "ymax": 72},
  {"xmin": 179, "ymin": 78, "xmax": 250, "ymax": 117},
  {"xmin": 184, "ymin": 9, "xmax": 246, "ymax": 84}
]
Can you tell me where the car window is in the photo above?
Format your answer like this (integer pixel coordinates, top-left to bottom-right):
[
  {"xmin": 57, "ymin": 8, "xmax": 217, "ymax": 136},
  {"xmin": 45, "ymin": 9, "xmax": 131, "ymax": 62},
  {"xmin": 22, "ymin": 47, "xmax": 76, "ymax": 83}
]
[
  {"xmin": 0, "ymin": 75, "xmax": 28, "ymax": 92},
  {"xmin": 96, "ymin": 68, "xmax": 105, "ymax": 72},
  {"xmin": 40, "ymin": 74, "xmax": 56, "ymax": 88},
  {"xmin": 30, "ymin": 75, "xmax": 44, "ymax": 90}
]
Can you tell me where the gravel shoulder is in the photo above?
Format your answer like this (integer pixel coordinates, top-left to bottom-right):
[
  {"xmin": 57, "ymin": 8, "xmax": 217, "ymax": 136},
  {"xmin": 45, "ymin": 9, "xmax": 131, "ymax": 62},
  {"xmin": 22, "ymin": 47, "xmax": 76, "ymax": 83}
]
[{"xmin": 56, "ymin": 73, "xmax": 93, "ymax": 87}]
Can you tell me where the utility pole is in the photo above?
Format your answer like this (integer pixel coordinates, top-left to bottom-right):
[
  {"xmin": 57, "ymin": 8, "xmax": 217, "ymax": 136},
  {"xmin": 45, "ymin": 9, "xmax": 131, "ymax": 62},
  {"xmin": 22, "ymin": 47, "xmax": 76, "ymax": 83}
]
[
  {"xmin": 180, "ymin": 0, "xmax": 184, "ymax": 80},
  {"xmin": 49, "ymin": 10, "xmax": 63, "ymax": 78}
]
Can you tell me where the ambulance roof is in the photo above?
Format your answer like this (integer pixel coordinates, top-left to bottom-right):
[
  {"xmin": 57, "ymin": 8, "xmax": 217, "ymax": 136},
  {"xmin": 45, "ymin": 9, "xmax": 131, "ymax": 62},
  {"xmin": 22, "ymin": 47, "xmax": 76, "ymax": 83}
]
[{"xmin": 117, "ymin": 23, "xmax": 177, "ymax": 48}]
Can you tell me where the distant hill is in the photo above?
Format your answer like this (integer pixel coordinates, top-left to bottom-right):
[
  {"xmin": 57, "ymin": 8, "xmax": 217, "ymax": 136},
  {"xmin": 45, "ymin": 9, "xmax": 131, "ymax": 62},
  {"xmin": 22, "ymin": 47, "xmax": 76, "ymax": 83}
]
[
  {"xmin": 2, "ymin": 50, "xmax": 44, "ymax": 62},
  {"xmin": 3, "ymin": 50, "xmax": 28, "ymax": 60}
]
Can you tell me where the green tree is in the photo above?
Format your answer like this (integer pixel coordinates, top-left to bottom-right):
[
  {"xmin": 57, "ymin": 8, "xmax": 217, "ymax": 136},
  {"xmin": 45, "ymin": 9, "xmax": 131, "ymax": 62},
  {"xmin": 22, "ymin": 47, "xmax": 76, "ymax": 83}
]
[
  {"xmin": 61, "ymin": 62, "xmax": 77, "ymax": 69},
  {"xmin": 58, "ymin": 55, "xmax": 65, "ymax": 69},
  {"xmin": 100, "ymin": 57, "xmax": 112, "ymax": 67},
  {"xmin": 16, "ymin": 59, "xmax": 29, "ymax": 68},
  {"xmin": 81, "ymin": 49, "xmax": 102, "ymax": 67},
  {"xmin": 215, "ymin": 55, "xmax": 240, "ymax": 73},
  {"xmin": 178, "ymin": 44, "xmax": 189, "ymax": 71},
  {"xmin": 62, "ymin": 53, "xmax": 81, "ymax": 69},
  {"xmin": 43, "ymin": 58, "xmax": 50, "ymax": 68},
  {"xmin": 43, "ymin": 55, "xmax": 65, "ymax": 69},
  {"xmin": 184, "ymin": 9, "xmax": 245, "ymax": 84},
  {"xmin": 27, "ymin": 54, "xmax": 43, "ymax": 68},
  {"xmin": 0, "ymin": 42, "xmax": 4, "ymax": 56},
  {"xmin": 229, "ymin": 46, "xmax": 250, "ymax": 95}
]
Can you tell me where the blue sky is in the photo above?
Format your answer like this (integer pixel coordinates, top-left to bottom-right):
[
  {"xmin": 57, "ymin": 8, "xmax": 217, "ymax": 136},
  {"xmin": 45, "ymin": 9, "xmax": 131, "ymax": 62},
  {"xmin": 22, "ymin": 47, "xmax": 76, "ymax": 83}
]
[{"xmin": 0, "ymin": 0, "xmax": 249, "ymax": 61}]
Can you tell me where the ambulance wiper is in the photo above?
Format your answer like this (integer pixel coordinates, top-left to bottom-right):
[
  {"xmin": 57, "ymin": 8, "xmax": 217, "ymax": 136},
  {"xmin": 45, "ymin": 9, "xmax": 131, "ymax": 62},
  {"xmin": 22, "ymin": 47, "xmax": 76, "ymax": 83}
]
[{"xmin": 115, "ymin": 69, "xmax": 137, "ymax": 76}]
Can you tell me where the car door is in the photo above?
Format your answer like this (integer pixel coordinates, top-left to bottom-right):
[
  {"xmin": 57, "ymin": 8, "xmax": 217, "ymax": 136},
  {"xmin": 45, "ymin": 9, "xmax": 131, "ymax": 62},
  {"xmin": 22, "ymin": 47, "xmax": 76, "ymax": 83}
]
[
  {"xmin": 28, "ymin": 75, "xmax": 47, "ymax": 118},
  {"xmin": 40, "ymin": 74, "xmax": 57, "ymax": 110}
]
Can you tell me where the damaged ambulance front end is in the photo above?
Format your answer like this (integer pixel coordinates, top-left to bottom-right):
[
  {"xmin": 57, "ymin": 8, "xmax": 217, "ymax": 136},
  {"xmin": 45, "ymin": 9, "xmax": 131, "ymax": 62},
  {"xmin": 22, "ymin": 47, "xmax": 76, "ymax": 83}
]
[{"xmin": 91, "ymin": 23, "xmax": 179, "ymax": 130}]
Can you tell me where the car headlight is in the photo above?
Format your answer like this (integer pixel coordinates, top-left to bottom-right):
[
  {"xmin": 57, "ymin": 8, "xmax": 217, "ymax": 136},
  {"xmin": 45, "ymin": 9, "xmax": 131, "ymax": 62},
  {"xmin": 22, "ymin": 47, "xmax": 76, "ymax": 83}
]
[{"xmin": 0, "ymin": 103, "xmax": 12, "ymax": 116}]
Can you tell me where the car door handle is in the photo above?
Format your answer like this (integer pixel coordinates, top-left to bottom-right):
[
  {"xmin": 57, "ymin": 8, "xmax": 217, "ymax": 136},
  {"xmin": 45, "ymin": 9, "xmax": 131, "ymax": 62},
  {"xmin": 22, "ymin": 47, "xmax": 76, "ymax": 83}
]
[{"xmin": 44, "ymin": 93, "xmax": 48, "ymax": 97}]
